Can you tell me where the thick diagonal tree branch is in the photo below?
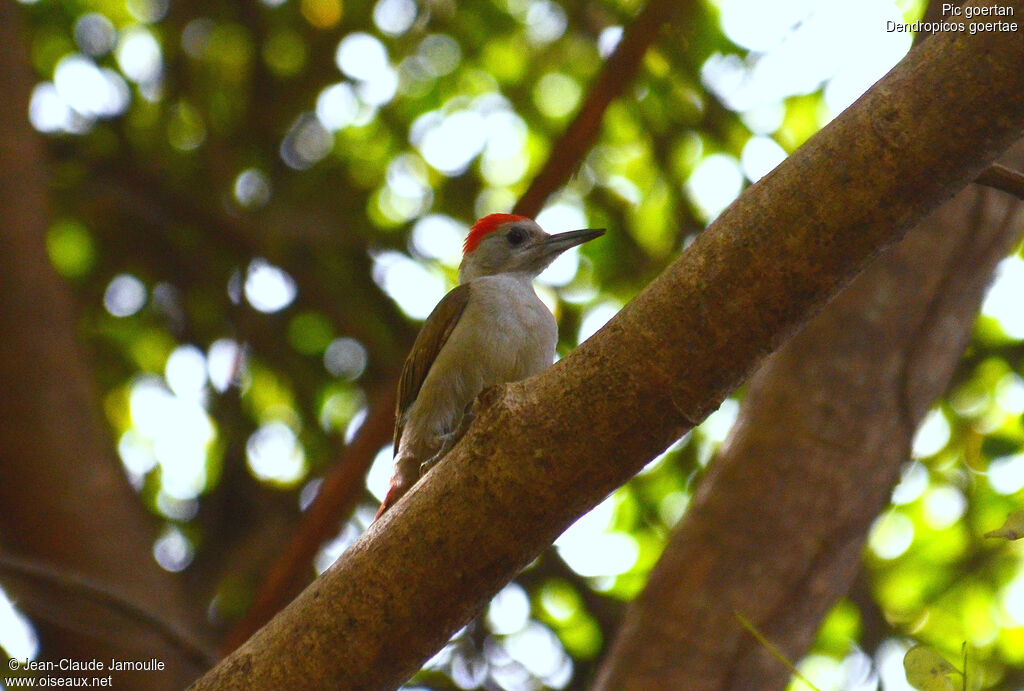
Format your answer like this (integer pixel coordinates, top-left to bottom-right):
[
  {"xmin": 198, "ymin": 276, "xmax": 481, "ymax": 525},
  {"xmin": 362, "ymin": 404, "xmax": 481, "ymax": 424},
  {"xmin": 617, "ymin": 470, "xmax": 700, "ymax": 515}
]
[
  {"xmin": 595, "ymin": 4, "xmax": 1024, "ymax": 685},
  {"xmin": 593, "ymin": 146, "xmax": 1024, "ymax": 690},
  {"xmin": 189, "ymin": 2, "xmax": 1024, "ymax": 688},
  {"xmin": 226, "ymin": 0, "xmax": 694, "ymax": 651}
]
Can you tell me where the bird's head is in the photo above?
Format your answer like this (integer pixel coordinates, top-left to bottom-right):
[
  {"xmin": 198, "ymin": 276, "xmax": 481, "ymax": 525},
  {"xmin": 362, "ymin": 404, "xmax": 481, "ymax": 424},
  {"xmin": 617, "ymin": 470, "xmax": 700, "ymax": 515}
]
[{"xmin": 458, "ymin": 213, "xmax": 604, "ymax": 283}]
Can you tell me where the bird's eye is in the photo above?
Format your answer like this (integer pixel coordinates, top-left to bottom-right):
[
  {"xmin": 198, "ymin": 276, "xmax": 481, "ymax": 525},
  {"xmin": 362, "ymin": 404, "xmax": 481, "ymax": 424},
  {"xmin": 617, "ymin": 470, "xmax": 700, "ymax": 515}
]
[{"xmin": 507, "ymin": 226, "xmax": 527, "ymax": 246}]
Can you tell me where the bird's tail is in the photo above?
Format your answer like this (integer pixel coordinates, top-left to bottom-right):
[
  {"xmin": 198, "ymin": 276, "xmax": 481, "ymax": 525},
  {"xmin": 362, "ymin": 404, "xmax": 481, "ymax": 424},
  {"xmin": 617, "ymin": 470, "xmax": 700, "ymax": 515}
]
[
  {"xmin": 374, "ymin": 469, "xmax": 414, "ymax": 520},
  {"xmin": 374, "ymin": 479, "xmax": 400, "ymax": 520}
]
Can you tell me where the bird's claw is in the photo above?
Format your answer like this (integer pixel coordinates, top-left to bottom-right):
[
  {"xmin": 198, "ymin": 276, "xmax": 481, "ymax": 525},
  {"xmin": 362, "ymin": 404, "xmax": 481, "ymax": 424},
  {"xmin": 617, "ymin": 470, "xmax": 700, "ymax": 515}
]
[
  {"xmin": 418, "ymin": 410, "xmax": 478, "ymax": 476},
  {"xmin": 420, "ymin": 438, "xmax": 451, "ymax": 476}
]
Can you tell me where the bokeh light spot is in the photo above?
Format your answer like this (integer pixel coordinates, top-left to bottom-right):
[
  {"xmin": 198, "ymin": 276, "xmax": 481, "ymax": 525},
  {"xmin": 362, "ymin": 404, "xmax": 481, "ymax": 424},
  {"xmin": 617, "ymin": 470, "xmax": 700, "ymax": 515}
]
[
  {"xmin": 118, "ymin": 429, "xmax": 158, "ymax": 481},
  {"xmin": 503, "ymin": 622, "xmax": 572, "ymax": 684},
  {"xmin": 74, "ymin": 13, "xmax": 116, "ymax": 57},
  {"xmin": 578, "ymin": 302, "xmax": 620, "ymax": 344},
  {"xmin": 280, "ymin": 113, "xmax": 333, "ymax": 170},
  {"xmin": 891, "ymin": 462, "xmax": 928, "ymax": 505},
  {"xmin": 153, "ymin": 525, "xmax": 194, "ymax": 572},
  {"xmin": 167, "ymin": 101, "xmax": 206, "ymax": 151},
  {"xmin": 54, "ymin": 53, "xmax": 130, "ymax": 120},
  {"xmin": 374, "ymin": 0, "xmax": 417, "ymax": 36},
  {"xmin": 181, "ymin": 18, "xmax": 214, "ymax": 58},
  {"xmin": 127, "ymin": 0, "xmax": 169, "ymax": 24},
  {"xmin": 412, "ymin": 109, "xmax": 487, "ymax": 176},
  {"xmin": 29, "ymin": 82, "xmax": 81, "ymax": 134},
  {"xmin": 336, "ymin": 32, "xmax": 389, "ymax": 81},
  {"xmin": 868, "ymin": 510, "xmax": 914, "ymax": 560},
  {"xmin": 1001, "ymin": 570, "xmax": 1024, "ymax": 625},
  {"xmin": 128, "ymin": 377, "xmax": 213, "ymax": 501},
  {"xmin": 556, "ymin": 496, "xmax": 639, "ymax": 577},
  {"xmin": 911, "ymin": 408, "xmax": 950, "ymax": 458},
  {"xmin": 418, "ymin": 34, "xmax": 461, "ymax": 77},
  {"xmin": 988, "ymin": 454, "xmax": 1024, "ymax": 495},
  {"xmin": 316, "ymin": 82, "xmax": 360, "ymax": 131},
  {"xmin": 367, "ymin": 446, "xmax": 394, "ymax": 501},
  {"xmin": 487, "ymin": 583, "xmax": 530, "ymax": 635},
  {"xmin": 411, "ymin": 214, "xmax": 465, "ymax": 264},
  {"xmin": 526, "ymin": 1, "xmax": 567, "ymax": 44},
  {"xmin": 246, "ymin": 422, "xmax": 307, "ymax": 485},
  {"xmin": 921, "ymin": 486, "xmax": 966, "ymax": 530},
  {"xmin": 288, "ymin": 311, "xmax": 334, "ymax": 355},
  {"xmin": 0, "ymin": 587, "xmax": 39, "ymax": 662},
  {"xmin": 685, "ymin": 153, "xmax": 744, "ymax": 222},
  {"xmin": 104, "ymin": 274, "xmax": 147, "ymax": 317},
  {"xmin": 324, "ymin": 338, "xmax": 368, "ymax": 380},
  {"xmin": 244, "ymin": 259, "xmax": 297, "ymax": 313},
  {"xmin": 116, "ymin": 26, "xmax": 163, "ymax": 85},
  {"xmin": 262, "ymin": 28, "xmax": 307, "ymax": 77},
  {"xmin": 534, "ymin": 202, "xmax": 589, "ymax": 287},
  {"xmin": 533, "ymin": 72, "xmax": 581, "ymax": 119},
  {"xmin": 598, "ymin": 26, "xmax": 623, "ymax": 58},
  {"xmin": 982, "ymin": 255, "xmax": 1024, "ymax": 339},
  {"xmin": 701, "ymin": 398, "xmax": 740, "ymax": 444},
  {"xmin": 207, "ymin": 339, "xmax": 243, "ymax": 393},
  {"xmin": 165, "ymin": 344, "xmax": 208, "ymax": 400},
  {"xmin": 372, "ymin": 251, "xmax": 447, "ymax": 320},
  {"xmin": 301, "ymin": 0, "xmax": 343, "ymax": 28},
  {"xmin": 233, "ymin": 168, "xmax": 272, "ymax": 209},
  {"xmin": 46, "ymin": 219, "xmax": 95, "ymax": 278},
  {"xmin": 740, "ymin": 135, "xmax": 787, "ymax": 182}
]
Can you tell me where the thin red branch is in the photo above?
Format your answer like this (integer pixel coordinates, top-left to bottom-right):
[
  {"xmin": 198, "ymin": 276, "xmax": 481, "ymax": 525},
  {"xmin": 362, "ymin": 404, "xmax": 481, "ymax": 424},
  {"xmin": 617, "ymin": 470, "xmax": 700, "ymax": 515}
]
[
  {"xmin": 513, "ymin": 0, "xmax": 690, "ymax": 218},
  {"xmin": 222, "ymin": 384, "xmax": 397, "ymax": 653}
]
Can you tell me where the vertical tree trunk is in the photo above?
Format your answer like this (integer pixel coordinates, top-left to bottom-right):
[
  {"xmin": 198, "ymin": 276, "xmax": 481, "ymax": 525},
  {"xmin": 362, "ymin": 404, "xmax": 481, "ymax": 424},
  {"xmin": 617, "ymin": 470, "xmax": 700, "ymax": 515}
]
[{"xmin": 0, "ymin": 6, "xmax": 209, "ymax": 688}]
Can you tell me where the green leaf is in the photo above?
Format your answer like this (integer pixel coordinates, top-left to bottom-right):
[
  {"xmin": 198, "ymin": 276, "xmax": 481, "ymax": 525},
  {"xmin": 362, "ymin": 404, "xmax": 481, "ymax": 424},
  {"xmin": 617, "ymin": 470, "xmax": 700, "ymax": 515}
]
[
  {"xmin": 983, "ymin": 509, "xmax": 1024, "ymax": 540},
  {"xmin": 903, "ymin": 645, "xmax": 959, "ymax": 691}
]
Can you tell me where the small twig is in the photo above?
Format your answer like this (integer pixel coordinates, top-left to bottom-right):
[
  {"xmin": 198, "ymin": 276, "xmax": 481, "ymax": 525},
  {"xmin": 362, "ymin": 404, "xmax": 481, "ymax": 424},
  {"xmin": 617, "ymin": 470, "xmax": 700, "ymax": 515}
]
[
  {"xmin": 961, "ymin": 642, "xmax": 969, "ymax": 691},
  {"xmin": 975, "ymin": 163, "xmax": 1024, "ymax": 200},
  {"xmin": 733, "ymin": 610, "xmax": 821, "ymax": 691},
  {"xmin": 0, "ymin": 552, "xmax": 218, "ymax": 668}
]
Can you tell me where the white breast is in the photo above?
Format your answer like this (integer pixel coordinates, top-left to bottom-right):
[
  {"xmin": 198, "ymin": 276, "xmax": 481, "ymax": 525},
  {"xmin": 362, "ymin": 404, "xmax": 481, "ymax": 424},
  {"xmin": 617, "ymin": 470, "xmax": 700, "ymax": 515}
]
[{"xmin": 409, "ymin": 273, "xmax": 557, "ymax": 437}]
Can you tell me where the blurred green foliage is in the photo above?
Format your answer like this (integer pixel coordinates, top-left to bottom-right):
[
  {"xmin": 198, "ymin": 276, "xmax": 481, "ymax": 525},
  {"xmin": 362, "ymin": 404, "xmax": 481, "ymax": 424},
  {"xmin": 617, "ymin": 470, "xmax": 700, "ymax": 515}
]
[{"xmin": 11, "ymin": 0, "xmax": 1024, "ymax": 688}]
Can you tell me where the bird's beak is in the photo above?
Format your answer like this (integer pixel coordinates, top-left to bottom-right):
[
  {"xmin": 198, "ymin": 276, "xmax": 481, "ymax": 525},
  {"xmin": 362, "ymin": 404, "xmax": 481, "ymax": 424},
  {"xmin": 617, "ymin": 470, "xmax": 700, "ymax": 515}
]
[{"xmin": 541, "ymin": 228, "xmax": 605, "ymax": 258}]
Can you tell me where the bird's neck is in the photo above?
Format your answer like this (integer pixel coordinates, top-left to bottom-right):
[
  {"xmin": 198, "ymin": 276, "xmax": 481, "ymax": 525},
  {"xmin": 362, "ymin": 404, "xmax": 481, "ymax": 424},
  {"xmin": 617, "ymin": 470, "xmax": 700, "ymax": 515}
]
[{"xmin": 458, "ymin": 263, "xmax": 537, "ymax": 285}]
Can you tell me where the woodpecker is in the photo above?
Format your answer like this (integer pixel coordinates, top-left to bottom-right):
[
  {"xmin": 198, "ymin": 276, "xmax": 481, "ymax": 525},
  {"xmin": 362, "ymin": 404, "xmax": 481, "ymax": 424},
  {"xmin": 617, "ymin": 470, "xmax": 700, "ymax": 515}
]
[{"xmin": 375, "ymin": 213, "xmax": 604, "ymax": 518}]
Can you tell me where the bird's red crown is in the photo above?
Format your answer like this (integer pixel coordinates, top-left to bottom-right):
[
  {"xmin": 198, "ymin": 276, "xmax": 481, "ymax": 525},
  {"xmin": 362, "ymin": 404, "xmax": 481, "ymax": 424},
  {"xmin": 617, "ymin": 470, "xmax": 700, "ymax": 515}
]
[{"xmin": 463, "ymin": 213, "xmax": 531, "ymax": 255}]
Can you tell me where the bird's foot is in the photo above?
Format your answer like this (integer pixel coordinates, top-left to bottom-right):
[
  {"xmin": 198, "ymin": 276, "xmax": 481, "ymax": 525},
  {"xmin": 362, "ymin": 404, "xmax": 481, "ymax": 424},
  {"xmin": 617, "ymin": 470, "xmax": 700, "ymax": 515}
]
[
  {"xmin": 457, "ymin": 409, "xmax": 477, "ymax": 437},
  {"xmin": 419, "ymin": 438, "xmax": 452, "ymax": 476},
  {"xmin": 419, "ymin": 410, "xmax": 478, "ymax": 476}
]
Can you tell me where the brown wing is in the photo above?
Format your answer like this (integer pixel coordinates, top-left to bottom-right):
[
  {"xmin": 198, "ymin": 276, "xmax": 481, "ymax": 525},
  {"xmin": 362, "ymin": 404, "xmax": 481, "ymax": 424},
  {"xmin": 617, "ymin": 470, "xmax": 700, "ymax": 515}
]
[{"xmin": 393, "ymin": 283, "xmax": 472, "ymax": 454}]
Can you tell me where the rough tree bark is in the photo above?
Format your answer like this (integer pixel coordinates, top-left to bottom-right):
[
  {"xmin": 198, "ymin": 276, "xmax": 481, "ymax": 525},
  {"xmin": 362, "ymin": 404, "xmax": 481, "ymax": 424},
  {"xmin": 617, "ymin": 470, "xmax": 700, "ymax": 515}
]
[
  {"xmin": 593, "ymin": 145, "xmax": 1024, "ymax": 689},
  {"xmin": 595, "ymin": 3, "xmax": 1024, "ymax": 685},
  {"xmin": 0, "ymin": 6, "xmax": 210, "ymax": 688},
  {"xmin": 225, "ymin": 0, "xmax": 697, "ymax": 652},
  {"xmin": 189, "ymin": 2, "xmax": 1024, "ymax": 688}
]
